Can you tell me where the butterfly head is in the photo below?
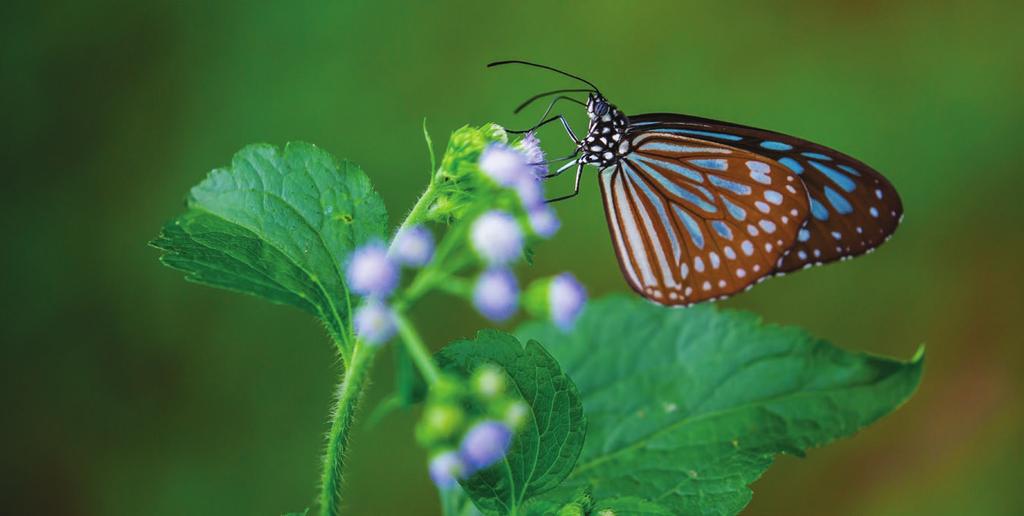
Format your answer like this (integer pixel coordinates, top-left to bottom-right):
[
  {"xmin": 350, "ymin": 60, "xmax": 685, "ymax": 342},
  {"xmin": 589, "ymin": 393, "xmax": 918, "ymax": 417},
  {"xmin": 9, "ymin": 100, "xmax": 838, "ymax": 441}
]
[{"xmin": 582, "ymin": 93, "xmax": 630, "ymax": 167}]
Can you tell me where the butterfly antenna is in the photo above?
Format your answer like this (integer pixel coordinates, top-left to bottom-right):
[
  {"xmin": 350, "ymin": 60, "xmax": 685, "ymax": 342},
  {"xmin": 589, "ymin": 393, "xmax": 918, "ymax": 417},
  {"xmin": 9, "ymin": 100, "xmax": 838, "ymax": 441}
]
[
  {"xmin": 487, "ymin": 60, "xmax": 601, "ymax": 93},
  {"xmin": 514, "ymin": 89, "xmax": 589, "ymax": 114}
]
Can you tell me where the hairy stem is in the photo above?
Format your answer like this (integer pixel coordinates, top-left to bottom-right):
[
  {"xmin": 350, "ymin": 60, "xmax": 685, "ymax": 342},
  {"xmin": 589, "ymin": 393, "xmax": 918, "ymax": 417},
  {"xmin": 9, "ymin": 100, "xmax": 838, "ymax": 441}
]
[
  {"xmin": 317, "ymin": 181, "xmax": 442, "ymax": 514},
  {"xmin": 319, "ymin": 340, "xmax": 378, "ymax": 516}
]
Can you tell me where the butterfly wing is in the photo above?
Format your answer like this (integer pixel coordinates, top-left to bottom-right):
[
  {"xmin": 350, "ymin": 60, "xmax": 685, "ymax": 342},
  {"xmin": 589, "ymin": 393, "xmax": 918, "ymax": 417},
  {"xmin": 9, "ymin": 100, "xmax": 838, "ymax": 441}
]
[
  {"xmin": 628, "ymin": 114, "xmax": 903, "ymax": 273},
  {"xmin": 598, "ymin": 133, "xmax": 810, "ymax": 305}
]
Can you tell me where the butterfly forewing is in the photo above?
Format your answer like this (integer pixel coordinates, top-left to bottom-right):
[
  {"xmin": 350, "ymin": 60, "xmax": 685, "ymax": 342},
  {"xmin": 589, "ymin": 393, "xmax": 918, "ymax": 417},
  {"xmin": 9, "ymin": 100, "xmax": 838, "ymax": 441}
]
[
  {"xmin": 628, "ymin": 114, "xmax": 903, "ymax": 273},
  {"xmin": 599, "ymin": 133, "xmax": 810, "ymax": 305}
]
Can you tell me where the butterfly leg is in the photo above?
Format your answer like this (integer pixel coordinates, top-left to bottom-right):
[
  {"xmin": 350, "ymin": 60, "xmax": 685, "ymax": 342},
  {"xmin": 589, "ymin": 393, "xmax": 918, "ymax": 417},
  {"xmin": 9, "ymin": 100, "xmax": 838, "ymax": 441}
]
[
  {"xmin": 545, "ymin": 163, "xmax": 584, "ymax": 203},
  {"xmin": 543, "ymin": 159, "xmax": 578, "ymax": 179},
  {"xmin": 534, "ymin": 149, "xmax": 580, "ymax": 170},
  {"xmin": 508, "ymin": 115, "xmax": 580, "ymax": 144}
]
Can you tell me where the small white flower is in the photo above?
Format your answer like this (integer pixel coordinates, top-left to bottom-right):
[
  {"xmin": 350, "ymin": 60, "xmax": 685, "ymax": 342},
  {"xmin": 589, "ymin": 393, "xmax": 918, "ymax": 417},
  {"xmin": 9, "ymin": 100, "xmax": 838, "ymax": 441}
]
[
  {"xmin": 470, "ymin": 211, "xmax": 523, "ymax": 265},
  {"xmin": 516, "ymin": 132, "xmax": 548, "ymax": 180},
  {"xmin": 479, "ymin": 143, "xmax": 528, "ymax": 187},
  {"xmin": 389, "ymin": 225, "xmax": 434, "ymax": 267},
  {"xmin": 550, "ymin": 272, "xmax": 587, "ymax": 331},
  {"xmin": 473, "ymin": 268, "xmax": 519, "ymax": 322},
  {"xmin": 346, "ymin": 242, "xmax": 398, "ymax": 297},
  {"xmin": 527, "ymin": 205, "xmax": 560, "ymax": 238},
  {"xmin": 459, "ymin": 420, "xmax": 513, "ymax": 473},
  {"xmin": 515, "ymin": 175, "xmax": 545, "ymax": 210},
  {"xmin": 353, "ymin": 300, "xmax": 396, "ymax": 345},
  {"xmin": 428, "ymin": 450, "xmax": 465, "ymax": 490}
]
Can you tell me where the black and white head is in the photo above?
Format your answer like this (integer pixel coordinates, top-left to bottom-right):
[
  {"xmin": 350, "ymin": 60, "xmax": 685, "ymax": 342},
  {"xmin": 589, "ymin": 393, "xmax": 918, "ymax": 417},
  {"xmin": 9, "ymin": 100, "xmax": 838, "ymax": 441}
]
[{"xmin": 581, "ymin": 92, "xmax": 631, "ymax": 167}]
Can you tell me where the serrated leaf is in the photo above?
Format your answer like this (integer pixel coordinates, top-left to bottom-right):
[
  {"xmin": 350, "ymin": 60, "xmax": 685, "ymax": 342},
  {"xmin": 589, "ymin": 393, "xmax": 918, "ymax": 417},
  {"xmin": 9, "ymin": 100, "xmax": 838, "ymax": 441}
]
[
  {"xmin": 437, "ymin": 330, "xmax": 587, "ymax": 515},
  {"xmin": 152, "ymin": 142, "xmax": 386, "ymax": 349},
  {"xmin": 517, "ymin": 295, "xmax": 923, "ymax": 516}
]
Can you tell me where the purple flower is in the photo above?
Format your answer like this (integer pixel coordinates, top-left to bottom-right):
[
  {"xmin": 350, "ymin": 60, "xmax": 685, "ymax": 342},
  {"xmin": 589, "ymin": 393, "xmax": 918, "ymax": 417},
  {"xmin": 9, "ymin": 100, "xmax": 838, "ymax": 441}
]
[
  {"xmin": 459, "ymin": 420, "xmax": 513, "ymax": 472},
  {"xmin": 478, "ymin": 143, "xmax": 528, "ymax": 187},
  {"xmin": 473, "ymin": 268, "xmax": 519, "ymax": 322},
  {"xmin": 470, "ymin": 211, "xmax": 523, "ymax": 265},
  {"xmin": 390, "ymin": 225, "xmax": 434, "ymax": 267},
  {"xmin": 527, "ymin": 205, "xmax": 560, "ymax": 238},
  {"xmin": 515, "ymin": 175, "xmax": 545, "ymax": 210},
  {"xmin": 428, "ymin": 450, "xmax": 465, "ymax": 490},
  {"xmin": 353, "ymin": 300, "xmax": 396, "ymax": 345},
  {"xmin": 346, "ymin": 242, "xmax": 398, "ymax": 298},
  {"xmin": 516, "ymin": 132, "xmax": 548, "ymax": 180},
  {"xmin": 550, "ymin": 272, "xmax": 587, "ymax": 331}
]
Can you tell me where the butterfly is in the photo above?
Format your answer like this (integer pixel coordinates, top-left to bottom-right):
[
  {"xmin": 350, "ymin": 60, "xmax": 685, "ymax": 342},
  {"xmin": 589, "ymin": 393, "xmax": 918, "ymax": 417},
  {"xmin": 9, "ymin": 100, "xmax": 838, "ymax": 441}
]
[{"xmin": 489, "ymin": 60, "xmax": 903, "ymax": 306}]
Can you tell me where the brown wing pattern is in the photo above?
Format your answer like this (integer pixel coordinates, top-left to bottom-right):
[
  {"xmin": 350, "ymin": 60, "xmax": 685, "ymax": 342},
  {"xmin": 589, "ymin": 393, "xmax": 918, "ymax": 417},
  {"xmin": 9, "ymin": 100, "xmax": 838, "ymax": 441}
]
[{"xmin": 598, "ymin": 133, "xmax": 810, "ymax": 305}]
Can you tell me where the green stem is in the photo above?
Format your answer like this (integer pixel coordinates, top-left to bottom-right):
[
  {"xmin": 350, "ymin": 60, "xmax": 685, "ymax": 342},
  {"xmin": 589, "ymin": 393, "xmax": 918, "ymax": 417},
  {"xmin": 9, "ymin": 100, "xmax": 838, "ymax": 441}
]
[
  {"xmin": 400, "ymin": 180, "xmax": 439, "ymax": 229},
  {"xmin": 394, "ymin": 311, "xmax": 442, "ymax": 386},
  {"xmin": 317, "ymin": 181, "xmax": 445, "ymax": 514},
  {"xmin": 319, "ymin": 340, "xmax": 378, "ymax": 516}
]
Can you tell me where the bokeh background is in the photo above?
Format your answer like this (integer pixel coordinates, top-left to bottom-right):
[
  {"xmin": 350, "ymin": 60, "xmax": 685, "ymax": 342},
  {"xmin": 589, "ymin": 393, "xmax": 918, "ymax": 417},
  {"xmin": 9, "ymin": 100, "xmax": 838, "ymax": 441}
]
[{"xmin": 3, "ymin": 1, "xmax": 1022, "ymax": 514}]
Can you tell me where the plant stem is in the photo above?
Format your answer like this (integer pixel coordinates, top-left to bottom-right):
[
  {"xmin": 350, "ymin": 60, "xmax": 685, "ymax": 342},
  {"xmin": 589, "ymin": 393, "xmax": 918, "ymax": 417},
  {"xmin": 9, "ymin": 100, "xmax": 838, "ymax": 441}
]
[
  {"xmin": 319, "ymin": 340, "xmax": 378, "ymax": 516},
  {"xmin": 394, "ymin": 311, "xmax": 441, "ymax": 386},
  {"xmin": 399, "ymin": 181, "xmax": 438, "ymax": 230},
  {"xmin": 317, "ymin": 181, "xmax": 442, "ymax": 515}
]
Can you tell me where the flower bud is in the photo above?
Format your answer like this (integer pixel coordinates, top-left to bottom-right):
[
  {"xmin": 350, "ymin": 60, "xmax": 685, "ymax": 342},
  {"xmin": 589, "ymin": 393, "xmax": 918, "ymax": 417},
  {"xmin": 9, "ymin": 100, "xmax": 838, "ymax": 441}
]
[
  {"xmin": 390, "ymin": 225, "xmax": 434, "ymax": 267},
  {"xmin": 502, "ymin": 400, "xmax": 530, "ymax": 430},
  {"xmin": 473, "ymin": 268, "xmax": 519, "ymax": 322},
  {"xmin": 471, "ymin": 365, "xmax": 506, "ymax": 399},
  {"xmin": 479, "ymin": 143, "xmax": 528, "ymax": 188},
  {"xmin": 346, "ymin": 242, "xmax": 398, "ymax": 298},
  {"xmin": 428, "ymin": 450, "xmax": 465, "ymax": 490},
  {"xmin": 421, "ymin": 403, "xmax": 465, "ymax": 441},
  {"xmin": 515, "ymin": 132, "xmax": 548, "ymax": 181},
  {"xmin": 459, "ymin": 420, "xmax": 513, "ymax": 473},
  {"xmin": 524, "ymin": 273, "xmax": 587, "ymax": 331},
  {"xmin": 470, "ymin": 211, "xmax": 524, "ymax": 265},
  {"xmin": 352, "ymin": 300, "xmax": 396, "ymax": 345},
  {"xmin": 527, "ymin": 205, "xmax": 560, "ymax": 238}
]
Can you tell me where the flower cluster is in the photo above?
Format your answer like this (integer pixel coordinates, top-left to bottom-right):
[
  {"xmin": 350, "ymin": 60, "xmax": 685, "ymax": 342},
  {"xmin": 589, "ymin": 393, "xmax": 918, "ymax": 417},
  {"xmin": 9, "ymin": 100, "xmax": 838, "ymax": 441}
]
[
  {"xmin": 418, "ymin": 366, "xmax": 529, "ymax": 489},
  {"xmin": 346, "ymin": 226, "xmax": 436, "ymax": 345},
  {"xmin": 464, "ymin": 135, "xmax": 585, "ymax": 328}
]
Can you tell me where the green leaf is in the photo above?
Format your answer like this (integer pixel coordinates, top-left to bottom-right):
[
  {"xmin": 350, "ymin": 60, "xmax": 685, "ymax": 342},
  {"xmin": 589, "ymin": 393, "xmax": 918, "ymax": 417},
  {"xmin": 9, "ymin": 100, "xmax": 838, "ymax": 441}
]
[
  {"xmin": 151, "ymin": 142, "xmax": 386, "ymax": 350},
  {"xmin": 436, "ymin": 330, "xmax": 587, "ymax": 515},
  {"xmin": 281, "ymin": 510, "xmax": 308, "ymax": 516},
  {"xmin": 517, "ymin": 295, "xmax": 923, "ymax": 516}
]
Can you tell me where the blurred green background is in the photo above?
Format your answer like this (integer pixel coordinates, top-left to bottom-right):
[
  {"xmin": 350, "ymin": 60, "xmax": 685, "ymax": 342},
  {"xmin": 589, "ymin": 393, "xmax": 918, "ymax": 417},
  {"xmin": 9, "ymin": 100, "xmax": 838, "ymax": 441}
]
[{"xmin": 3, "ymin": 1, "xmax": 1022, "ymax": 514}]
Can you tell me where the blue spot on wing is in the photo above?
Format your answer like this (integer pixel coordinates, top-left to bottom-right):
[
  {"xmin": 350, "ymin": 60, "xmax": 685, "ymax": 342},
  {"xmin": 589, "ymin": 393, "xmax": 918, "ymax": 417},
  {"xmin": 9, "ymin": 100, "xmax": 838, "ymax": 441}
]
[
  {"xmin": 649, "ymin": 128, "xmax": 743, "ymax": 141},
  {"xmin": 633, "ymin": 154, "xmax": 703, "ymax": 183},
  {"xmin": 838, "ymin": 164, "xmax": 862, "ymax": 176},
  {"xmin": 689, "ymin": 159, "xmax": 728, "ymax": 170},
  {"xmin": 823, "ymin": 186, "xmax": 853, "ymax": 214},
  {"xmin": 708, "ymin": 175, "xmax": 752, "ymax": 195},
  {"xmin": 778, "ymin": 157, "xmax": 804, "ymax": 174},
  {"xmin": 673, "ymin": 206, "xmax": 705, "ymax": 249},
  {"xmin": 761, "ymin": 140, "xmax": 793, "ymax": 151},
  {"xmin": 627, "ymin": 158, "xmax": 718, "ymax": 213},
  {"xmin": 764, "ymin": 191, "xmax": 783, "ymax": 204},
  {"xmin": 721, "ymin": 197, "xmax": 746, "ymax": 221},
  {"xmin": 809, "ymin": 197, "xmax": 830, "ymax": 221},
  {"xmin": 809, "ymin": 160, "xmax": 857, "ymax": 192},
  {"xmin": 711, "ymin": 220, "xmax": 733, "ymax": 240},
  {"xmin": 802, "ymin": 152, "xmax": 831, "ymax": 161}
]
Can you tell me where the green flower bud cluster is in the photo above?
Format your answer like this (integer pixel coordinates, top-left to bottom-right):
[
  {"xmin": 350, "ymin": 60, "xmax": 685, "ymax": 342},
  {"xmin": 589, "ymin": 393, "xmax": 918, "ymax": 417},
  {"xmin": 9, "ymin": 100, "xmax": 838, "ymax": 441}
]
[{"xmin": 416, "ymin": 364, "xmax": 529, "ymax": 456}]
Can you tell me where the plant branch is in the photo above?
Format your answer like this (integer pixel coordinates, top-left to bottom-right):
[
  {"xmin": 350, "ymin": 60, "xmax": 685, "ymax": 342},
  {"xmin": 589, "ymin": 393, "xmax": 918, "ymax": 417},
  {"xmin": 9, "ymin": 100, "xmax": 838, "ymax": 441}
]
[
  {"xmin": 394, "ymin": 311, "xmax": 441, "ymax": 386},
  {"xmin": 319, "ymin": 340, "xmax": 378, "ymax": 516}
]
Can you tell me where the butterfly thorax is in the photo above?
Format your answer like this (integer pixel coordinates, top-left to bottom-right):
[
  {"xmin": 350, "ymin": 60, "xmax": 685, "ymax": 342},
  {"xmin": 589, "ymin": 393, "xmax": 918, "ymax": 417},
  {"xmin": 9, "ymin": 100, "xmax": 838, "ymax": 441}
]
[{"xmin": 580, "ymin": 93, "xmax": 630, "ymax": 168}]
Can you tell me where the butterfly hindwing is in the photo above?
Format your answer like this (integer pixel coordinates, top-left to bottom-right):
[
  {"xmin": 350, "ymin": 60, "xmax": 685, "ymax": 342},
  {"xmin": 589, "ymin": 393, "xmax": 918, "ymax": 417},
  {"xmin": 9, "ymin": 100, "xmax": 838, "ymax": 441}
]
[
  {"xmin": 628, "ymin": 114, "xmax": 903, "ymax": 274},
  {"xmin": 598, "ymin": 133, "xmax": 810, "ymax": 305}
]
